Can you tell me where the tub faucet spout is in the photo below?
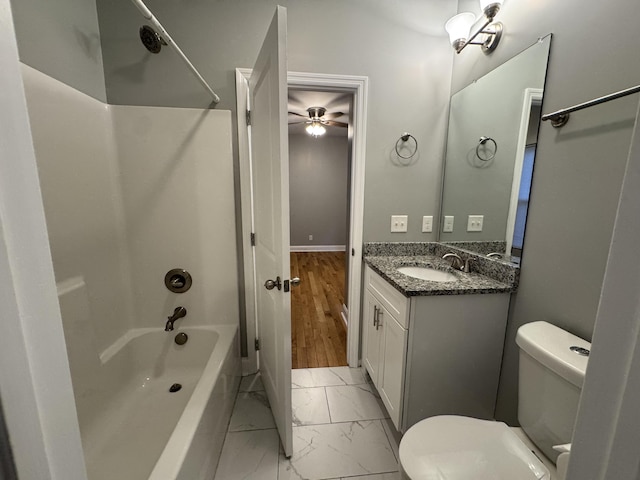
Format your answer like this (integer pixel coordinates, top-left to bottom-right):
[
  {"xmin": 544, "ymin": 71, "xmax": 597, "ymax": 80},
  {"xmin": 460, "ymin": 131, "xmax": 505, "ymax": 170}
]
[{"xmin": 165, "ymin": 306, "xmax": 187, "ymax": 331}]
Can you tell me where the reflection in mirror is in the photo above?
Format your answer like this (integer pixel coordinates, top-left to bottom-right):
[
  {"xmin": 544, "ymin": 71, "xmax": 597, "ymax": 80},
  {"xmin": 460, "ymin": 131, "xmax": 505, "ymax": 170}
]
[{"xmin": 439, "ymin": 35, "xmax": 552, "ymax": 263}]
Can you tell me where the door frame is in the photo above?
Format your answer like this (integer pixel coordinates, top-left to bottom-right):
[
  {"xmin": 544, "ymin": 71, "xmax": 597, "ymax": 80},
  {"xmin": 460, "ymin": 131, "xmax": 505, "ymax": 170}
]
[
  {"xmin": 505, "ymin": 87, "xmax": 543, "ymax": 255},
  {"xmin": 236, "ymin": 69, "xmax": 368, "ymax": 373}
]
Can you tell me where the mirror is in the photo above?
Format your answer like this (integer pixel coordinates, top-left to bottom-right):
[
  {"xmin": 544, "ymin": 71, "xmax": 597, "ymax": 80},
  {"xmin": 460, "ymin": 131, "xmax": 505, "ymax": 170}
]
[{"xmin": 439, "ymin": 35, "xmax": 552, "ymax": 262}]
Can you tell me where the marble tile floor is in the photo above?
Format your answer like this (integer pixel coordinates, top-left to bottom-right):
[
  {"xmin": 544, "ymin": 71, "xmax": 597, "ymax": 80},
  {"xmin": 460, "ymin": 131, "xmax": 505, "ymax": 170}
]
[{"xmin": 215, "ymin": 367, "xmax": 401, "ymax": 480}]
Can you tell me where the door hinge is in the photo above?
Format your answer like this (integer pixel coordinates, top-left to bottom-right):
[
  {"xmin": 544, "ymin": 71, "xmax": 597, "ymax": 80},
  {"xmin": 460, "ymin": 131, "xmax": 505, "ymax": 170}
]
[
  {"xmin": 254, "ymin": 338, "xmax": 260, "ymax": 351},
  {"xmin": 250, "ymin": 232, "xmax": 255, "ymax": 246},
  {"xmin": 246, "ymin": 109, "xmax": 251, "ymax": 126},
  {"xmin": 352, "ymin": 248, "xmax": 355, "ymax": 256}
]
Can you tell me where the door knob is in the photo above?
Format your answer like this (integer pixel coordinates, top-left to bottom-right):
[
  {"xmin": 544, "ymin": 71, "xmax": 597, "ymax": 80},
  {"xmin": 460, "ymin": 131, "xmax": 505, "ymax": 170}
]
[
  {"xmin": 264, "ymin": 276, "xmax": 282, "ymax": 291},
  {"xmin": 290, "ymin": 277, "xmax": 301, "ymax": 287}
]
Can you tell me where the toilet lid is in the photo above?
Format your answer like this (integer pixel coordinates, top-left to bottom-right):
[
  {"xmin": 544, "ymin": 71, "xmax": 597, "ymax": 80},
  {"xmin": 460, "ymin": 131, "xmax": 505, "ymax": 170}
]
[{"xmin": 399, "ymin": 416, "xmax": 550, "ymax": 480}]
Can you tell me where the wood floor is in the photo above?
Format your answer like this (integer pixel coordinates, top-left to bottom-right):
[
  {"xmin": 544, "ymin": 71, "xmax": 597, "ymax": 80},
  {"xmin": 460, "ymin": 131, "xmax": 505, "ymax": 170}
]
[{"xmin": 291, "ymin": 251, "xmax": 348, "ymax": 369}]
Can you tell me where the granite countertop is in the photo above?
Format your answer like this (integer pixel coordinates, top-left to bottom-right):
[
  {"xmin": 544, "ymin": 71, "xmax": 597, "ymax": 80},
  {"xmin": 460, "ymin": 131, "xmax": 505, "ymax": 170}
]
[{"xmin": 364, "ymin": 254, "xmax": 515, "ymax": 297}]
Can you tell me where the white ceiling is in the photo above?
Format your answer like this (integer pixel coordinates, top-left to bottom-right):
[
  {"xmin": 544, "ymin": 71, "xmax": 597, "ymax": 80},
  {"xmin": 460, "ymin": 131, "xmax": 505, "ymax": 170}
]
[{"xmin": 288, "ymin": 89, "xmax": 351, "ymax": 137}]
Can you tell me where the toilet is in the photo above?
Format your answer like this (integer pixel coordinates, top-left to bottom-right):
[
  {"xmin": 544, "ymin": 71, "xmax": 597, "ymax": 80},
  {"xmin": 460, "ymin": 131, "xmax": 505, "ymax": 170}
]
[{"xmin": 399, "ymin": 321, "xmax": 590, "ymax": 480}]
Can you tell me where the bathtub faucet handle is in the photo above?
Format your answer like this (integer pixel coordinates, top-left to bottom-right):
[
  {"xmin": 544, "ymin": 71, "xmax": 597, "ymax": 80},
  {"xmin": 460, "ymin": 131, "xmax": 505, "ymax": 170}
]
[{"xmin": 165, "ymin": 306, "xmax": 187, "ymax": 331}]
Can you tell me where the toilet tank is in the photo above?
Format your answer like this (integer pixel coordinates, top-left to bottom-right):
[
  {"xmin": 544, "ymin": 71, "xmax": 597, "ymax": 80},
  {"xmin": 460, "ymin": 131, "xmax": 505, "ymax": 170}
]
[{"xmin": 516, "ymin": 321, "xmax": 590, "ymax": 464}]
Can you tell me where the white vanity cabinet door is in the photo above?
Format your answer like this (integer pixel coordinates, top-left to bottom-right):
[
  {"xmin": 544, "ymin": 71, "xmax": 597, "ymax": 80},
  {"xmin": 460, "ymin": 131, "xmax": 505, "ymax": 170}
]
[
  {"xmin": 362, "ymin": 289, "xmax": 383, "ymax": 385},
  {"xmin": 378, "ymin": 310, "xmax": 407, "ymax": 430},
  {"xmin": 363, "ymin": 265, "xmax": 410, "ymax": 430}
]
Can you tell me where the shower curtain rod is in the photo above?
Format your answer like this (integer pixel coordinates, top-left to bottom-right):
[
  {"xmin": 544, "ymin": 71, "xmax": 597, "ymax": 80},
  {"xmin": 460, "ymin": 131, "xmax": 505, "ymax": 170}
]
[{"xmin": 131, "ymin": 0, "xmax": 221, "ymax": 104}]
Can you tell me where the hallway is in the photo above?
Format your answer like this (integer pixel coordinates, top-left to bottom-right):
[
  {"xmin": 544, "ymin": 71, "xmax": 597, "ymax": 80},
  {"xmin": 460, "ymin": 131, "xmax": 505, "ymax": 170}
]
[
  {"xmin": 215, "ymin": 367, "xmax": 401, "ymax": 479},
  {"xmin": 291, "ymin": 252, "xmax": 348, "ymax": 369}
]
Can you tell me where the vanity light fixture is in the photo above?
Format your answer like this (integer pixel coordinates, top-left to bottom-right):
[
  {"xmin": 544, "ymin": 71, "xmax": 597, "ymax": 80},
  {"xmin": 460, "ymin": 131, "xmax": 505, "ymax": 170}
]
[
  {"xmin": 445, "ymin": 0, "xmax": 504, "ymax": 55},
  {"xmin": 305, "ymin": 119, "xmax": 326, "ymax": 137}
]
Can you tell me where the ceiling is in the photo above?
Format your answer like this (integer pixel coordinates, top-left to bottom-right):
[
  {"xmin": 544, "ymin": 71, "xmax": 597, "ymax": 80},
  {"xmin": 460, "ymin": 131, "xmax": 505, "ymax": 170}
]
[{"xmin": 288, "ymin": 89, "xmax": 351, "ymax": 137}]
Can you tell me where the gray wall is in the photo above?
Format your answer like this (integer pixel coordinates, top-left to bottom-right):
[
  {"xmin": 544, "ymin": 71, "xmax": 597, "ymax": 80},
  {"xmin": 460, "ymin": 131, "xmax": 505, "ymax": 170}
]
[
  {"xmin": 440, "ymin": 38, "xmax": 549, "ymax": 242},
  {"xmin": 452, "ymin": 0, "xmax": 639, "ymax": 423},
  {"xmin": 96, "ymin": 0, "xmax": 456, "ymax": 242},
  {"xmin": 289, "ymin": 133, "xmax": 349, "ymax": 247},
  {"xmin": 10, "ymin": 0, "xmax": 106, "ymax": 101}
]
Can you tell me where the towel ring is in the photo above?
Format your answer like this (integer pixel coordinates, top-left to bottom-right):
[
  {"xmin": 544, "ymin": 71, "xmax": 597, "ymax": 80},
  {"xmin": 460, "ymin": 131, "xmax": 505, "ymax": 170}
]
[
  {"xmin": 395, "ymin": 133, "xmax": 418, "ymax": 159},
  {"xmin": 476, "ymin": 136, "xmax": 497, "ymax": 161}
]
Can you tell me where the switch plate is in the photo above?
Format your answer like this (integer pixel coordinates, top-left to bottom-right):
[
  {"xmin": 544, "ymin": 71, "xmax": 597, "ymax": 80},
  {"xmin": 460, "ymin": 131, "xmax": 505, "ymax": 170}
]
[
  {"xmin": 391, "ymin": 215, "xmax": 408, "ymax": 233},
  {"xmin": 422, "ymin": 216, "xmax": 433, "ymax": 233},
  {"xmin": 443, "ymin": 216, "xmax": 454, "ymax": 232},
  {"xmin": 309, "ymin": 235, "xmax": 313, "ymax": 240},
  {"xmin": 467, "ymin": 215, "xmax": 484, "ymax": 232}
]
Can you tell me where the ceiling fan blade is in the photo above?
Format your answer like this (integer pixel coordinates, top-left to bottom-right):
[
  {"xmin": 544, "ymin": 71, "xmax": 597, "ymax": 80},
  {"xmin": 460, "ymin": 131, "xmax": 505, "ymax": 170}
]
[
  {"xmin": 288, "ymin": 112, "xmax": 308, "ymax": 118},
  {"xmin": 288, "ymin": 120, "xmax": 308, "ymax": 125},
  {"xmin": 325, "ymin": 120, "xmax": 348, "ymax": 128},
  {"xmin": 323, "ymin": 112, "xmax": 345, "ymax": 120}
]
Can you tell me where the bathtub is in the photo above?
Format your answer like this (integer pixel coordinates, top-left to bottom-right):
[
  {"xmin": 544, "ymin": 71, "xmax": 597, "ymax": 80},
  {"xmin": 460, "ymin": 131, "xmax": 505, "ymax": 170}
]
[{"xmin": 77, "ymin": 325, "xmax": 240, "ymax": 480}]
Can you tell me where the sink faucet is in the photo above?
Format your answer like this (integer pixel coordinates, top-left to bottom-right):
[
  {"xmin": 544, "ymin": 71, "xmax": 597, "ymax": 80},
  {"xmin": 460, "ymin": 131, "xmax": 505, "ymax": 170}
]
[
  {"xmin": 165, "ymin": 306, "xmax": 187, "ymax": 331},
  {"xmin": 442, "ymin": 253, "xmax": 464, "ymax": 270}
]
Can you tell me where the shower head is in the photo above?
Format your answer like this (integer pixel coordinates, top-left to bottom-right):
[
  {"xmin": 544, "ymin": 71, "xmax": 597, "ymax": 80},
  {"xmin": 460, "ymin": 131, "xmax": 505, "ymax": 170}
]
[{"xmin": 139, "ymin": 25, "xmax": 166, "ymax": 54}]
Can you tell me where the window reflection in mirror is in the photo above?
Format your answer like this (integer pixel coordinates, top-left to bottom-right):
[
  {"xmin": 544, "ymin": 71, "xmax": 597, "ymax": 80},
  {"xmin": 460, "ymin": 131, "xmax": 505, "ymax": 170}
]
[{"xmin": 439, "ymin": 35, "xmax": 551, "ymax": 263}]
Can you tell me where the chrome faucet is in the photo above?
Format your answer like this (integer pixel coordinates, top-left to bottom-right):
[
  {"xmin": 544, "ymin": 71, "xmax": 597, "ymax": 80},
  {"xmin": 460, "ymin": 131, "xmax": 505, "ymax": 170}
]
[
  {"xmin": 165, "ymin": 306, "xmax": 187, "ymax": 331},
  {"xmin": 442, "ymin": 253, "xmax": 464, "ymax": 270}
]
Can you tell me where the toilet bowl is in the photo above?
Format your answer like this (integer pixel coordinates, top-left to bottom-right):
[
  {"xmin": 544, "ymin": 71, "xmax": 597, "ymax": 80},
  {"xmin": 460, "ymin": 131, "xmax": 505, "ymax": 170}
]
[{"xmin": 399, "ymin": 321, "xmax": 590, "ymax": 480}]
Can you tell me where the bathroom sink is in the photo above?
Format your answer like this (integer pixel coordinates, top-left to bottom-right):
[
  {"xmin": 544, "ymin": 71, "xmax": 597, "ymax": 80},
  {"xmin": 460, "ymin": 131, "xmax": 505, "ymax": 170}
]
[{"xmin": 397, "ymin": 266, "xmax": 458, "ymax": 282}]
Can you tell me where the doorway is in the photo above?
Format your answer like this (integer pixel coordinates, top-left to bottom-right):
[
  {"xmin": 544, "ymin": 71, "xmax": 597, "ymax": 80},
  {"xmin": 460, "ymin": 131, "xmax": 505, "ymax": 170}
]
[
  {"xmin": 288, "ymin": 89, "xmax": 351, "ymax": 368},
  {"xmin": 236, "ymin": 70, "xmax": 368, "ymax": 374}
]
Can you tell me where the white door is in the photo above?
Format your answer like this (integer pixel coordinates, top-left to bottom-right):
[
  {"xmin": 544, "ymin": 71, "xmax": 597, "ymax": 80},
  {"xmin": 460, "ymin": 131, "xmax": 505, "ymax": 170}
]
[{"xmin": 249, "ymin": 6, "xmax": 292, "ymax": 457}]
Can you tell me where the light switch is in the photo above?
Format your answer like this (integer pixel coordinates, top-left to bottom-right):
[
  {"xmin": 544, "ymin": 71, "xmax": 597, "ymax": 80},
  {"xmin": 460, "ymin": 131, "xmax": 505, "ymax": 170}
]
[
  {"xmin": 443, "ymin": 216, "xmax": 454, "ymax": 232},
  {"xmin": 391, "ymin": 215, "xmax": 408, "ymax": 233},
  {"xmin": 467, "ymin": 215, "xmax": 484, "ymax": 232},
  {"xmin": 422, "ymin": 216, "xmax": 433, "ymax": 233},
  {"xmin": 309, "ymin": 235, "xmax": 313, "ymax": 240}
]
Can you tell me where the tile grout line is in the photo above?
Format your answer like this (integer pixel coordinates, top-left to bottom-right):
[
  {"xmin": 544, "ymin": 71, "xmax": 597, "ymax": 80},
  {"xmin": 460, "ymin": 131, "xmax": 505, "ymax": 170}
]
[
  {"xmin": 228, "ymin": 426, "xmax": 279, "ymax": 433},
  {"xmin": 292, "ymin": 418, "xmax": 391, "ymax": 428},
  {"xmin": 325, "ymin": 386, "xmax": 333, "ymax": 424},
  {"xmin": 380, "ymin": 419, "xmax": 400, "ymax": 463}
]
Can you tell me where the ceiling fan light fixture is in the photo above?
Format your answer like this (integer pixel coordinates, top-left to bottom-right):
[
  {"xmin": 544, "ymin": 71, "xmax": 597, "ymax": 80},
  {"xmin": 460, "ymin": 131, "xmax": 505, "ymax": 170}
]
[{"xmin": 306, "ymin": 120, "xmax": 326, "ymax": 137}]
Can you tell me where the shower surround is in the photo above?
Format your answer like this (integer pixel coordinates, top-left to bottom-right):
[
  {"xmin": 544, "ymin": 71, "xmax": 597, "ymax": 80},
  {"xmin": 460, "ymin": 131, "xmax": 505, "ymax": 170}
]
[{"xmin": 21, "ymin": 64, "xmax": 240, "ymax": 479}]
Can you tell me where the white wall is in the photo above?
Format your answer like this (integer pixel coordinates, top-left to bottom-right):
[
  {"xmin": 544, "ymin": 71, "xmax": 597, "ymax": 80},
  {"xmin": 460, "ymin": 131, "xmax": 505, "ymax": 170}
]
[
  {"xmin": 112, "ymin": 105, "xmax": 239, "ymax": 329},
  {"xmin": 0, "ymin": 2, "xmax": 87, "ymax": 476},
  {"xmin": 22, "ymin": 65, "xmax": 134, "ymax": 355},
  {"xmin": 10, "ymin": 0, "xmax": 106, "ymax": 101},
  {"xmin": 289, "ymin": 133, "xmax": 349, "ymax": 247}
]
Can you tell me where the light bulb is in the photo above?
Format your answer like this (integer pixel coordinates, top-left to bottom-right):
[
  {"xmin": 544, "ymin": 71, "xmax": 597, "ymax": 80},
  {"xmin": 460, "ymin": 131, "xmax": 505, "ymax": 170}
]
[
  {"xmin": 306, "ymin": 122, "xmax": 326, "ymax": 137},
  {"xmin": 445, "ymin": 13, "xmax": 476, "ymax": 49}
]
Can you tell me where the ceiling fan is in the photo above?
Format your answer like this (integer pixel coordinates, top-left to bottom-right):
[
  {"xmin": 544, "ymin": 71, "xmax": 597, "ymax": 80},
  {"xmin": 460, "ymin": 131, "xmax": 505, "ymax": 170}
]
[{"xmin": 288, "ymin": 107, "xmax": 348, "ymax": 137}]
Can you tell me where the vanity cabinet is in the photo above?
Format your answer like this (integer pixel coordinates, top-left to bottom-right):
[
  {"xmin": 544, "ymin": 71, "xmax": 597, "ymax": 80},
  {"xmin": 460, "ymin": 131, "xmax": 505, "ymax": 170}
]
[
  {"xmin": 362, "ymin": 265, "xmax": 510, "ymax": 432},
  {"xmin": 362, "ymin": 268, "xmax": 409, "ymax": 429}
]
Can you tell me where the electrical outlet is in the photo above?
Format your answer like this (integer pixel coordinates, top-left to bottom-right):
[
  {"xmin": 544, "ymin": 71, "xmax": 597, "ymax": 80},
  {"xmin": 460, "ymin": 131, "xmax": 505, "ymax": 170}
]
[
  {"xmin": 422, "ymin": 216, "xmax": 433, "ymax": 233},
  {"xmin": 443, "ymin": 216, "xmax": 454, "ymax": 232},
  {"xmin": 467, "ymin": 215, "xmax": 484, "ymax": 232},
  {"xmin": 391, "ymin": 215, "xmax": 408, "ymax": 233},
  {"xmin": 309, "ymin": 234, "xmax": 313, "ymax": 240}
]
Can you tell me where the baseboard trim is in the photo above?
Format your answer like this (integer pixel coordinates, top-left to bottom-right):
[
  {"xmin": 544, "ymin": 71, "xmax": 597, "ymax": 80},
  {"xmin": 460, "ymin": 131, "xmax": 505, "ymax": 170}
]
[{"xmin": 290, "ymin": 245, "xmax": 346, "ymax": 252}]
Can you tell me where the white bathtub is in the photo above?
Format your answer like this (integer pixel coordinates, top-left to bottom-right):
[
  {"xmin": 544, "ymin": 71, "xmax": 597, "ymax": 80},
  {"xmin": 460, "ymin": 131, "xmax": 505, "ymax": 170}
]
[{"xmin": 78, "ymin": 325, "xmax": 240, "ymax": 480}]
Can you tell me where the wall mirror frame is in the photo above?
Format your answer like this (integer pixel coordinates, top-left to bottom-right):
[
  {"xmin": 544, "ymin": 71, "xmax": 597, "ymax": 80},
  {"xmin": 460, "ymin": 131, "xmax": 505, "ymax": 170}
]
[{"xmin": 439, "ymin": 35, "xmax": 552, "ymax": 263}]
